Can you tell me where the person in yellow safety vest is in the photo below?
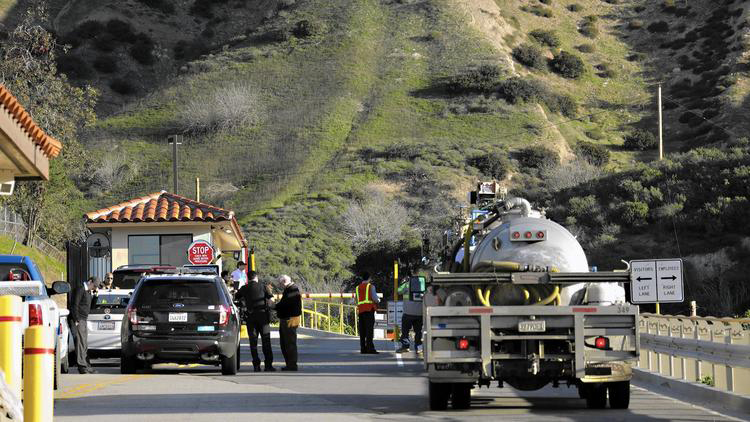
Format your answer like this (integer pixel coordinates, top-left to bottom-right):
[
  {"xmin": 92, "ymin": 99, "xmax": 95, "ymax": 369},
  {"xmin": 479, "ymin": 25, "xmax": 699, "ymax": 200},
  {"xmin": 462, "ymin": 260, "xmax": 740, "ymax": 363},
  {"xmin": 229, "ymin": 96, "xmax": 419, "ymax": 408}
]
[{"xmin": 355, "ymin": 272, "xmax": 380, "ymax": 354}]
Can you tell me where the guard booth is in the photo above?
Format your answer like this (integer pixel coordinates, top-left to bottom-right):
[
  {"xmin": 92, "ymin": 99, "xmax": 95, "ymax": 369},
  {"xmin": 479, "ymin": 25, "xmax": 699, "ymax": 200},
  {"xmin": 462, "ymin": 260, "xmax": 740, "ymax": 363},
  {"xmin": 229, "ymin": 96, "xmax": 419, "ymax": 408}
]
[{"xmin": 76, "ymin": 191, "xmax": 246, "ymax": 283}]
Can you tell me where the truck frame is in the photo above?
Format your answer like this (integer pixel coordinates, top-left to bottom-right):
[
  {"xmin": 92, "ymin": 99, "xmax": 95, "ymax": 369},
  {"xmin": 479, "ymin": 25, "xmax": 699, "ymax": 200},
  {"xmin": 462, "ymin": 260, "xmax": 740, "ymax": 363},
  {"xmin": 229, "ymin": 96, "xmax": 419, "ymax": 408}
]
[{"xmin": 424, "ymin": 271, "xmax": 639, "ymax": 410}]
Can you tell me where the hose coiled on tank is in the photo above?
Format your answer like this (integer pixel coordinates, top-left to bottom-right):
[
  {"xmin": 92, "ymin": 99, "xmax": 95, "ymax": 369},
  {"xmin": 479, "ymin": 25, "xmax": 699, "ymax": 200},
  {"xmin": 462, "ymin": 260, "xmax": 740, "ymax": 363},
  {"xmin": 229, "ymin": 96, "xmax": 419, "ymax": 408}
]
[{"xmin": 473, "ymin": 260, "xmax": 561, "ymax": 307}]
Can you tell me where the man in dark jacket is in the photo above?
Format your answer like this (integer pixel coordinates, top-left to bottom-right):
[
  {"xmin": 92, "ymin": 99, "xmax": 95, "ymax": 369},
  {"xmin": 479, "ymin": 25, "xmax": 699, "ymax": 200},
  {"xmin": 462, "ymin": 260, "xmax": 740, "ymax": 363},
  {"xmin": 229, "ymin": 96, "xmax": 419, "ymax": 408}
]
[
  {"xmin": 236, "ymin": 271, "xmax": 275, "ymax": 372},
  {"xmin": 275, "ymin": 275, "xmax": 302, "ymax": 371},
  {"xmin": 70, "ymin": 277, "xmax": 97, "ymax": 374}
]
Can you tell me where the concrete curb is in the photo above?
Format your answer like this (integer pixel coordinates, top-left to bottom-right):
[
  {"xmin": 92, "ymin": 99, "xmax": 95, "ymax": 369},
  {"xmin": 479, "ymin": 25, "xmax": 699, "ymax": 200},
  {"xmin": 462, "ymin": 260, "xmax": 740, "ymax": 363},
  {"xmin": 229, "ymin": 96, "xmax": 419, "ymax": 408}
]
[{"xmin": 633, "ymin": 368, "xmax": 750, "ymax": 420}]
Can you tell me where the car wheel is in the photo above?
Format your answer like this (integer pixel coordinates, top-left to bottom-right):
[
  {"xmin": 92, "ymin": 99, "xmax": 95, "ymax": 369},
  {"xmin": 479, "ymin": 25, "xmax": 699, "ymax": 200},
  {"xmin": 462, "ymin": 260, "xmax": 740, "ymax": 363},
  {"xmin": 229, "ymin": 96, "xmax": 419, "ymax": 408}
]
[
  {"xmin": 120, "ymin": 353, "xmax": 137, "ymax": 374},
  {"xmin": 451, "ymin": 383, "xmax": 472, "ymax": 410},
  {"xmin": 428, "ymin": 381, "xmax": 451, "ymax": 411},
  {"xmin": 608, "ymin": 381, "xmax": 630, "ymax": 409},
  {"xmin": 221, "ymin": 346, "xmax": 239, "ymax": 375},
  {"xmin": 585, "ymin": 383, "xmax": 607, "ymax": 409}
]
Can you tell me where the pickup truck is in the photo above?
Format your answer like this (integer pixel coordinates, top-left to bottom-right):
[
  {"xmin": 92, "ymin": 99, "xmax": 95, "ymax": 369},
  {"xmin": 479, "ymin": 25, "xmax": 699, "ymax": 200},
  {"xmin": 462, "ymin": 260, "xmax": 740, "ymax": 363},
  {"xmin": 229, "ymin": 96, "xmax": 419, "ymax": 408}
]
[{"xmin": 0, "ymin": 255, "xmax": 71, "ymax": 389}]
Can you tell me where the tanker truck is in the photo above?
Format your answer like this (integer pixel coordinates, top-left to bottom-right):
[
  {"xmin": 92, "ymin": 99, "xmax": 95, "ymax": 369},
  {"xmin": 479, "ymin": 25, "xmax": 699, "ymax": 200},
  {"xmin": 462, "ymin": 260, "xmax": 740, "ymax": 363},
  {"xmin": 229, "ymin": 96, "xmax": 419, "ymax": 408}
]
[{"xmin": 424, "ymin": 182, "xmax": 639, "ymax": 410}]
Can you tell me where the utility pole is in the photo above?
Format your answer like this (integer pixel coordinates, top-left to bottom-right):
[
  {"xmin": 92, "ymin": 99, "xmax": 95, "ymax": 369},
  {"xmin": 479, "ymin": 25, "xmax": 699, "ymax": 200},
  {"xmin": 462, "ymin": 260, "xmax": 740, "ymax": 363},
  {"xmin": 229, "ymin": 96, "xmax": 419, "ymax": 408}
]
[
  {"xmin": 168, "ymin": 135, "xmax": 182, "ymax": 194},
  {"xmin": 195, "ymin": 177, "xmax": 201, "ymax": 202},
  {"xmin": 658, "ymin": 83, "xmax": 663, "ymax": 161}
]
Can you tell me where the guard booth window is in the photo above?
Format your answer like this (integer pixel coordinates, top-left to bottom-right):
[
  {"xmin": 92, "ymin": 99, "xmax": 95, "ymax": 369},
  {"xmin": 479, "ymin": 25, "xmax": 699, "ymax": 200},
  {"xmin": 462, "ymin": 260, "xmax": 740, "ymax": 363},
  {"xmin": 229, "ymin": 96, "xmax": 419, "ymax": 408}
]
[{"xmin": 128, "ymin": 234, "xmax": 193, "ymax": 266}]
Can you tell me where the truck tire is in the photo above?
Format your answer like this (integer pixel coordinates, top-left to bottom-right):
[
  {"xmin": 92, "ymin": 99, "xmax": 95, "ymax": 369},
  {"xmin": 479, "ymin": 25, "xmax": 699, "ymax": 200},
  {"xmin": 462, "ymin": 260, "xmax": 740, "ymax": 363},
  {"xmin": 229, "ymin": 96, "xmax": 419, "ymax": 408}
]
[
  {"xmin": 608, "ymin": 381, "xmax": 630, "ymax": 409},
  {"xmin": 221, "ymin": 345, "xmax": 239, "ymax": 375},
  {"xmin": 428, "ymin": 382, "xmax": 451, "ymax": 410},
  {"xmin": 451, "ymin": 383, "xmax": 472, "ymax": 410},
  {"xmin": 120, "ymin": 353, "xmax": 137, "ymax": 374},
  {"xmin": 585, "ymin": 383, "xmax": 607, "ymax": 409}
]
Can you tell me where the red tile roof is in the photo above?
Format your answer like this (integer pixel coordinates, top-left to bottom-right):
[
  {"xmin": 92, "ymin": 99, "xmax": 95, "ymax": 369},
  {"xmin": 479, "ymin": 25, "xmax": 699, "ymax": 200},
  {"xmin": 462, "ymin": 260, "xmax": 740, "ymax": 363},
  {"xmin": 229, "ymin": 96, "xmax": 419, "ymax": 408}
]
[
  {"xmin": 0, "ymin": 85, "xmax": 62, "ymax": 158},
  {"xmin": 85, "ymin": 191, "xmax": 233, "ymax": 223}
]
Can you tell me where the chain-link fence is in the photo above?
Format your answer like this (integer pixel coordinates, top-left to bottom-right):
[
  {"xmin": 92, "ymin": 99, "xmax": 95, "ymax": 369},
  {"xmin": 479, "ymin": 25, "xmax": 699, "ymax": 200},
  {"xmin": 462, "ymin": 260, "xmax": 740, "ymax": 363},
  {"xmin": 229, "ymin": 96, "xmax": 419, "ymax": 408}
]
[{"xmin": 0, "ymin": 206, "xmax": 65, "ymax": 263}]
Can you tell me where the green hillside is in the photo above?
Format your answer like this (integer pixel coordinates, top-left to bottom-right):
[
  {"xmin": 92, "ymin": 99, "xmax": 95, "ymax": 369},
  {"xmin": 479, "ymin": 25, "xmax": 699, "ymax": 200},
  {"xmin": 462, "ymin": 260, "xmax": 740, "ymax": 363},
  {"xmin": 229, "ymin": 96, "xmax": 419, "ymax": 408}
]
[{"xmin": 1, "ymin": 0, "xmax": 749, "ymax": 315}]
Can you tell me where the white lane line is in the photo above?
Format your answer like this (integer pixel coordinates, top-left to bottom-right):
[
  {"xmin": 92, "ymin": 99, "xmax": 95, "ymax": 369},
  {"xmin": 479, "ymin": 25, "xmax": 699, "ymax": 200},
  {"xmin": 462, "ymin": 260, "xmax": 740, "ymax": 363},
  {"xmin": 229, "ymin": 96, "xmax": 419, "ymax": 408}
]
[
  {"xmin": 632, "ymin": 385, "xmax": 749, "ymax": 422},
  {"xmin": 394, "ymin": 342, "xmax": 404, "ymax": 367}
]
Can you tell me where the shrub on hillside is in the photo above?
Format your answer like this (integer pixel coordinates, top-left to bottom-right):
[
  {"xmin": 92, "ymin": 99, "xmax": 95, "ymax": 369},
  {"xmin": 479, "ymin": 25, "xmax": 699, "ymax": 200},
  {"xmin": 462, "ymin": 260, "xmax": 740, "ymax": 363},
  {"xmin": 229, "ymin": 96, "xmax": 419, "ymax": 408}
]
[
  {"xmin": 568, "ymin": 4, "xmax": 583, "ymax": 12},
  {"xmin": 623, "ymin": 129, "xmax": 657, "ymax": 150},
  {"xmin": 58, "ymin": 33, "xmax": 82, "ymax": 49},
  {"xmin": 93, "ymin": 55, "xmax": 118, "ymax": 73},
  {"xmin": 174, "ymin": 39, "xmax": 210, "ymax": 60},
  {"xmin": 575, "ymin": 141, "xmax": 610, "ymax": 166},
  {"xmin": 446, "ymin": 64, "xmax": 502, "ymax": 94},
  {"xmin": 56, "ymin": 54, "xmax": 93, "ymax": 79},
  {"xmin": 190, "ymin": 0, "xmax": 228, "ymax": 18},
  {"xmin": 512, "ymin": 44, "xmax": 546, "ymax": 70},
  {"xmin": 628, "ymin": 19, "xmax": 643, "ymax": 30},
  {"xmin": 529, "ymin": 29, "xmax": 560, "ymax": 47},
  {"xmin": 75, "ymin": 20, "xmax": 104, "ymax": 39},
  {"xmin": 257, "ymin": 28, "xmax": 290, "ymax": 43},
  {"xmin": 647, "ymin": 21, "xmax": 670, "ymax": 33},
  {"xmin": 517, "ymin": 145, "xmax": 559, "ymax": 168},
  {"xmin": 576, "ymin": 43, "xmax": 594, "ymax": 53},
  {"xmin": 497, "ymin": 77, "xmax": 544, "ymax": 104},
  {"xmin": 93, "ymin": 33, "xmax": 117, "ymax": 52},
  {"xmin": 550, "ymin": 51, "xmax": 585, "ymax": 78},
  {"xmin": 585, "ymin": 129, "xmax": 605, "ymax": 140},
  {"xmin": 106, "ymin": 19, "xmax": 136, "ymax": 43},
  {"xmin": 136, "ymin": 0, "xmax": 175, "ymax": 14},
  {"xmin": 178, "ymin": 82, "xmax": 262, "ymax": 133},
  {"xmin": 467, "ymin": 151, "xmax": 512, "ymax": 179},
  {"xmin": 618, "ymin": 201, "xmax": 649, "ymax": 225},
  {"xmin": 521, "ymin": 5, "xmax": 553, "ymax": 18},
  {"xmin": 110, "ymin": 78, "xmax": 136, "ymax": 95},
  {"xmin": 546, "ymin": 93, "xmax": 577, "ymax": 117},
  {"xmin": 201, "ymin": 27, "xmax": 215, "ymax": 38},
  {"xmin": 293, "ymin": 19, "xmax": 322, "ymax": 38},
  {"xmin": 130, "ymin": 35, "xmax": 155, "ymax": 65},
  {"xmin": 539, "ymin": 0, "xmax": 552, "ymax": 4},
  {"xmin": 579, "ymin": 17, "xmax": 599, "ymax": 38}
]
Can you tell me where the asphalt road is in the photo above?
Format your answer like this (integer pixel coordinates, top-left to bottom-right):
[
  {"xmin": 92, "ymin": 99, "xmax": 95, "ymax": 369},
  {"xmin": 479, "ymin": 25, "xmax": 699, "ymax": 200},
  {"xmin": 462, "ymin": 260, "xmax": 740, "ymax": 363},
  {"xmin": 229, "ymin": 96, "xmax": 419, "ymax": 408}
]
[{"xmin": 54, "ymin": 329, "xmax": 745, "ymax": 422}]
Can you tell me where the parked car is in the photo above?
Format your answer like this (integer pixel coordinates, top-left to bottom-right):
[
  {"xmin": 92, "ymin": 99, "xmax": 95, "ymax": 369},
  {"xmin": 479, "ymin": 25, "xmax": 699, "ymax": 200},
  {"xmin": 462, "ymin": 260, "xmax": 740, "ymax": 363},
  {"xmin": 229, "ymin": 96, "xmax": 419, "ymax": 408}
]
[
  {"xmin": 87, "ymin": 290, "xmax": 131, "ymax": 357},
  {"xmin": 120, "ymin": 271, "xmax": 241, "ymax": 375},
  {"xmin": 0, "ymin": 255, "xmax": 71, "ymax": 389},
  {"xmin": 112, "ymin": 265, "xmax": 177, "ymax": 290}
]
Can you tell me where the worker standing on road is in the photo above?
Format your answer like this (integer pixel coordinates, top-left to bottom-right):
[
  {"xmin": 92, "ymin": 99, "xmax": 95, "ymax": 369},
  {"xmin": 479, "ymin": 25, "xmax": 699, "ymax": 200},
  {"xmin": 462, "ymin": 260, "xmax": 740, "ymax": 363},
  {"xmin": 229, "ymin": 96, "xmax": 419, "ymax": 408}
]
[
  {"xmin": 70, "ymin": 277, "xmax": 97, "ymax": 374},
  {"xmin": 232, "ymin": 261, "xmax": 248, "ymax": 290},
  {"xmin": 396, "ymin": 276, "xmax": 423, "ymax": 354},
  {"xmin": 275, "ymin": 275, "xmax": 302, "ymax": 371},
  {"xmin": 355, "ymin": 272, "xmax": 380, "ymax": 354},
  {"xmin": 237, "ymin": 271, "xmax": 275, "ymax": 372}
]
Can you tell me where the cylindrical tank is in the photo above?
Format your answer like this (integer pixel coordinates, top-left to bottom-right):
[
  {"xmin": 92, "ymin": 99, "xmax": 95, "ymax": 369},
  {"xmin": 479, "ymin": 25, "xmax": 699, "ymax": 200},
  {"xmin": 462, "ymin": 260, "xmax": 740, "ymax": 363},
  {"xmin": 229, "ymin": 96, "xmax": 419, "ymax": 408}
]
[{"xmin": 469, "ymin": 217, "xmax": 588, "ymax": 305}]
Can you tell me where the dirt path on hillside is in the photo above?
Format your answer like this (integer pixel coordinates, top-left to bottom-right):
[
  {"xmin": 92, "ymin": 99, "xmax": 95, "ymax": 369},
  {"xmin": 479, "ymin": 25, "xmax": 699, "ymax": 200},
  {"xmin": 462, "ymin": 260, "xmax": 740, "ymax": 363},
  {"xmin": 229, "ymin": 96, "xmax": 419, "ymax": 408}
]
[{"xmin": 536, "ymin": 104, "xmax": 574, "ymax": 161}]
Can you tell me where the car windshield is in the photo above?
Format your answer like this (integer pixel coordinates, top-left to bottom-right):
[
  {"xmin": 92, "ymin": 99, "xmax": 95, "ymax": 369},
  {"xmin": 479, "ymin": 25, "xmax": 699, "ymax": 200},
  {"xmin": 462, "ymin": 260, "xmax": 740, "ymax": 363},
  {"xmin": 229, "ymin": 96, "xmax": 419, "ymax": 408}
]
[
  {"xmin": 135, "ymin": 280, "xmax": 219, "ymax": 306},
  {"xmin": 113, "ymin": 272, "xmax": 143, "ymax": 290},
  {"xmin": 92, "ymin": 294, "xmax": 129, "ymax": 309}
]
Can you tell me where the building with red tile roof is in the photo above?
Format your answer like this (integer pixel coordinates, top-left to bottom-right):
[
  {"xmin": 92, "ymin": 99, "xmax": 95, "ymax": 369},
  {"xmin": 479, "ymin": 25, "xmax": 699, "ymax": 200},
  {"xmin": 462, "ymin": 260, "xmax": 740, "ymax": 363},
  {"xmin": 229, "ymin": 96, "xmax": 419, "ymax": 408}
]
[{"xmin": 85, "ymin": 191, "xmax": 246, "ymax": 275}]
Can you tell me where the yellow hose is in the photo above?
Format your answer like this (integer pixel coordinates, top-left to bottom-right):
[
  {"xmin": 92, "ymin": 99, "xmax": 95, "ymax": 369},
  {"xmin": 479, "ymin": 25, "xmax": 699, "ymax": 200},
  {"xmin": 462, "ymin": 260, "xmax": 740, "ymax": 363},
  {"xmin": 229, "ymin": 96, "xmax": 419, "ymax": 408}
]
[
  {"xmin": 536, "ymin": 285, "xmax": 560, "ymax": 306},
  {"xmin": 523, "ymin": 289, "xmax": 530, "ymax": 304},
  {"xmin": 474, "ymin": 260, "xmax": 523, "ymax": 271},
  {"xmin": 476, "ymin": 288, "xmax": 492, "ymax": 307}
]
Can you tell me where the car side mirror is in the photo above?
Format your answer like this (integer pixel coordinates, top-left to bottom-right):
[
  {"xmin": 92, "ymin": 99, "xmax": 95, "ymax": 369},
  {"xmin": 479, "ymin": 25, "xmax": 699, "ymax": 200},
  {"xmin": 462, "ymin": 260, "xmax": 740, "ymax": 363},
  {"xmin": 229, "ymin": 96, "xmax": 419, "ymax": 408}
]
[{"xmin": 49, "ymin": 281, "xmax": 71, "ymax": 295}]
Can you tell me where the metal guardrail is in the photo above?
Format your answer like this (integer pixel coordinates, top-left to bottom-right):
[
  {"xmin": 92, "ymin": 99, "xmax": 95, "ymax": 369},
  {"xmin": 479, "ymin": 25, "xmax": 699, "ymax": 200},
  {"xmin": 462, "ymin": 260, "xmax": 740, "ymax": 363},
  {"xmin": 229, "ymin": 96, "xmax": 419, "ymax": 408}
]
[
  {"xmin": 299, "ymin": 300, "xmax": 359, "ymax": 336},
  {"xmin": 637, "ymin": 313, "xmax": 750, "ymax": 395}
]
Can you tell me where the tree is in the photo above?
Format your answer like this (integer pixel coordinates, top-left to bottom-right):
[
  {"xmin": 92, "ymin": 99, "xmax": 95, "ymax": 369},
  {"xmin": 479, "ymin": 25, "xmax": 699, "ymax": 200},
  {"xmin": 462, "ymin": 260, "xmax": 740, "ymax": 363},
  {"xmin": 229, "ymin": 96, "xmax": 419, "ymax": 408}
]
[{"xmin": 0, "ymin": 2, "xmax": 97, "ymax": 246}]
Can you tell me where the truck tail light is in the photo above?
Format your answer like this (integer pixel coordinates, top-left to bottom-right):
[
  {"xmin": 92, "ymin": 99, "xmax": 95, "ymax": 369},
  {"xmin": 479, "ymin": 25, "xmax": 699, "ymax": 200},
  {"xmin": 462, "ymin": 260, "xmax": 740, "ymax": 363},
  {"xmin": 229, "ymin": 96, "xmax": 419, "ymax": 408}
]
[
  {"xmin": 457, "ymin": 338, "xmax": 469, "ymax": 350},
  {"xmin": 594, "ymin": 336, "xmax": 609, "ymax": 350},
  {"xmin": 28, "ymin": 304, "xmax": 43, "ymax": 326},
  {"xmin": 128, "ymin": 307, "xmax": 138, "ymax": 325},
  {"xmin": 219, "ymin": 305, "xmax": 231, "ymax": 326}
]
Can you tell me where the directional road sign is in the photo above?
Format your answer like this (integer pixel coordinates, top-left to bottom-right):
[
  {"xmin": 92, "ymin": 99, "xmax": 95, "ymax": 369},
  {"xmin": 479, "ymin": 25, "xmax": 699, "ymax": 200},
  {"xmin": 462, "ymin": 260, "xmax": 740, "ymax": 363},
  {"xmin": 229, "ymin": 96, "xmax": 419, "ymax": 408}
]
[{"xmin": 629, "ymin": 259, "xmax": 684, "ymax": 304}]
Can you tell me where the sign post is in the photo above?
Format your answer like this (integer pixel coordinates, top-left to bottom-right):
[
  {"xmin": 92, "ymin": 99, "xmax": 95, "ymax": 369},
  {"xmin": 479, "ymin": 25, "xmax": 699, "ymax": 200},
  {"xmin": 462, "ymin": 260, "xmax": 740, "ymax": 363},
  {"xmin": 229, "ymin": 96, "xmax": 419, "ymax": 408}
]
[
  {"xmin": 630, "ymin": 259, "xmax": 684, "ymax": 304},
  {"xmin": 187, "ymin": 240, "xmax": 215, "ymax": 265}
]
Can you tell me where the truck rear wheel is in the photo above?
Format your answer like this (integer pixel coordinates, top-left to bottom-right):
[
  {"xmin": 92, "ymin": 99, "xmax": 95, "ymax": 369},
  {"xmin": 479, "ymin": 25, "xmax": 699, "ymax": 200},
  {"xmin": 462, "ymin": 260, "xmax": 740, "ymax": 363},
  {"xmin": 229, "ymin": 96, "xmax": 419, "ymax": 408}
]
[
  {"xmin": 428, "ymin": 382, "xmax": 451, "ymax": 410},
  {"xmin": 608, "ymin": 381, "xmax": 630, "ymax": 409},
  {"xmin": 585, "ymin": 383, "xmax": 607, "ymax": 409},
  {"xmin": 451, "ymin": 383, "xmax": 472, "ymax": 409}
]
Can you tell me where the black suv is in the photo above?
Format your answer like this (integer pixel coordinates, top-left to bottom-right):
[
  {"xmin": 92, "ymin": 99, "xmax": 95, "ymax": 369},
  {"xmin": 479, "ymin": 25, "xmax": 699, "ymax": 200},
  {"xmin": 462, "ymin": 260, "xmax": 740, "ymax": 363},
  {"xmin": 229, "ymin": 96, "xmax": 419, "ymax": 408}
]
[{"xmin": 120, "ymin": 272, "xmax": 241, "ymax": 375}]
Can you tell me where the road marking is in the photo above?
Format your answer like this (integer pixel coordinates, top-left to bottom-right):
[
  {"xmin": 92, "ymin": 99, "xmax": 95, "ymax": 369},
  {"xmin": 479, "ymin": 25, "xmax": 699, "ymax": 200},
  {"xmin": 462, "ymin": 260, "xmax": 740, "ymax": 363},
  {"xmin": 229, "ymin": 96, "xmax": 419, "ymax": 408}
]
[
  {"xmin": 56, "ymin": 375, "xmax": 147, "ymax": 400},
  {"xmin": 632, "ymin": 385, "xmax": 748, "ymax": 422},
  {"xmin": 393, "ymin": 343, "xmax": 404, "ymax": 367}
]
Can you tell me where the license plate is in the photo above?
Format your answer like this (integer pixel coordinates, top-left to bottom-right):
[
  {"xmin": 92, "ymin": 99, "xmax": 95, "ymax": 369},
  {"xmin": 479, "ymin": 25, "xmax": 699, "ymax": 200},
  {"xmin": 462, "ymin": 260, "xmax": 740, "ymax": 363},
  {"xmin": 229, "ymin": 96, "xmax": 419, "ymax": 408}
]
[
  {"xmin": 518, "ymin": 320, "xmax": 546, "ymax": 332},
  {"xmin": 169, "ymin": 312, "xmax": 188, "ymax": 322},
  {"xmin": 98, "ymin": 321, "xmax": 116, "ymax": 330}
]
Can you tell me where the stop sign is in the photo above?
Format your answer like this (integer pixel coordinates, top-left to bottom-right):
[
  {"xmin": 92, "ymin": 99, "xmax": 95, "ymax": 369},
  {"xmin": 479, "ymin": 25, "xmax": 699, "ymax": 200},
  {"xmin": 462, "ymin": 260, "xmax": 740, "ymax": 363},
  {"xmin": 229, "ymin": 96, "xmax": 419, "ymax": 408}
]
[{"xmin": 187, "ymin": 240, "xmax": 214, "ymax": 265}]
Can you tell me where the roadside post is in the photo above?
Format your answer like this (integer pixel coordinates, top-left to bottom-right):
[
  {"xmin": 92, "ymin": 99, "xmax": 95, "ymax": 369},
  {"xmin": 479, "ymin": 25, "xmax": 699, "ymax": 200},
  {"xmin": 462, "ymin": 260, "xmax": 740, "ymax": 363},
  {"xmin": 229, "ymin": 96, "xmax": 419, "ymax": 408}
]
[
  {"xmin": 393, "ymin": 260, "xmax": 399, "ymax": 341},
  {"xmin": 23, "ymin": 324, "xmax": 54, "ymax": 421},
  {"xmin": 0, "ymin": 295, "xmax": 22, "ymax": 399}
]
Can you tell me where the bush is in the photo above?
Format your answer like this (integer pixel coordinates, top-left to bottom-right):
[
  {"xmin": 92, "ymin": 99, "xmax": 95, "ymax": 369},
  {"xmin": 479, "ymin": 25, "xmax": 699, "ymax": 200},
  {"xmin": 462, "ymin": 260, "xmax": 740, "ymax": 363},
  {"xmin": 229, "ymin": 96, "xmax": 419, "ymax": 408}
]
[
  {"xmin": 56, "ymin": 54, "xmax": 93, "ymax": 79},
  {"xmin": 497, "ymin": 77, "xmax": 545, "ymax": 103},
  {"xmin": 174, "ymin": 39, "xmax": 210, "ymax": 60},
  {"xmin": 628, "ymin": 19, "xmax": 644, "ymax": 30},
  {"xmin": 75, "ymin": 20, "xmax": 104, "ymax": 39},
  {"xmin": 585, "ymin": 129, "xmax": 605, "ymax": 140},
  {"xmin": 521, "ymin": 5, "xmax": 553, "ymax": 18},
  {"xmin": 576, "ymin": 43, "xmax": 594, "ymax": 53},
  {"xmin": 627, "ymin": 52, "xmax": 646, "ymax": 62},
  {"xmin": 201, "ymin": 27, "xmax": 215, "ymax": 38},
  {"xmin": 550, "ymin": 51, "xmax": 585, "ymax": 78},
  {"xmin": 619, "ymin": 201, "xmax": 649, "ymax": 225},
  {"xmin": 568, "ymin": 4, "xmax": 583, "ymax": 12},
  {"xmin": 93, "ymin": 33, "xmax": 117, "ymax": 52},
  {"xmin": 130, "ymin": 34, "xmax": 155, "ymax": 65},
  {"xmin": 136, "ymin": 0, "xmax": 175, "ymax": 13},
  {"xmin": 106, "ymin": 19, "xmax": 136, "ymax": 43},
  {"xmin": 110, "ymin": 78, "xmax": 136, "ymax": 95},
  {"xmin": 647, "ymin": 21, "xmax": 670, "ymax": 33},
  {"xmin": 529, "ymin": 29, "xmax": 560, "ymax": 47},
  {"xmin": 517, "ymin": 146, "xmax": 559, "ymax": 168},
  {"xmin": 178, "ymin": 82, "xmax": 262, "ymax": 133},
  {"xmin": 539, "ymin": 0, "xmax": 552, "ymax": 4},
  {"xmin": 512, "ymin": 44, "xmax": 546, "ymax": 70},
  {"xmin": 293, "ymin": 19, "xmax": 321, "ymax": 38},
  {"xmin": 467, "ymin": 152, "xmax": 512, "ymax": 179},
  {"xmin": 579, "ymin": 19, "xmax": 599, "ymax": 38},
  {"xmin": 545, "ymin": 93, "xmax": 577, "ymax": 118},
  {"xmin": 623, "ymin": 129, "xmax": 657, "ymax": 150},
  {"xmin": 93, "ymin": 55, "xmax": 118, "ymax": 73},
  {"xmin": 575, "ymin": 141, "xmax": 610, "ymax": 166},
  {"xmin": 446, "ymin": 64, "xmax": 502, "ymax": 94}
]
